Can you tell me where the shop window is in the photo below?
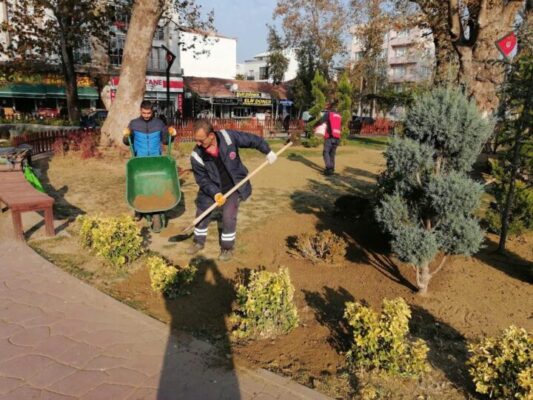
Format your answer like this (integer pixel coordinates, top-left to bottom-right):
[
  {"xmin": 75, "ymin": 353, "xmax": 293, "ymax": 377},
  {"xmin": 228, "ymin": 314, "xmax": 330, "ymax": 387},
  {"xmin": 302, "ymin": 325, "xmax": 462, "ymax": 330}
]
[{"xmin": 232, "ymin": 107, "xmax": 252, "ymax": 118}]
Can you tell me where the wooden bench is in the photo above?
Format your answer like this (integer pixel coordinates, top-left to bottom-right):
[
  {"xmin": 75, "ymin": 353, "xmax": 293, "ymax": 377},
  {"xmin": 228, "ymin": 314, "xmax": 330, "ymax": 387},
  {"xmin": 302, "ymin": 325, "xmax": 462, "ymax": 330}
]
[{"xmin": 0, "ymin": 171, "xmax": 55, "ymax": 240}]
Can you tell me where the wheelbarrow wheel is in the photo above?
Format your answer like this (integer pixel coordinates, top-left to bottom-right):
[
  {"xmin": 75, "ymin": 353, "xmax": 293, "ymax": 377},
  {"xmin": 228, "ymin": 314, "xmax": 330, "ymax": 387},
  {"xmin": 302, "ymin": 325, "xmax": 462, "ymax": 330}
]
[{"xmin": 151, "ymin": 213, "xmax": 163, "ymax": 233}]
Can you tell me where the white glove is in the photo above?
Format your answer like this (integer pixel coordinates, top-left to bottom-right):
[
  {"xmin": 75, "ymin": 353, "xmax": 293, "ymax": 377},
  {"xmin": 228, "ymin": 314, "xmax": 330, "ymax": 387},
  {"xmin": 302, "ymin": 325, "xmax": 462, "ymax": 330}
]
[{"xmin": 266, "ymin": 151, "xmax": 277, "ymax": 164}]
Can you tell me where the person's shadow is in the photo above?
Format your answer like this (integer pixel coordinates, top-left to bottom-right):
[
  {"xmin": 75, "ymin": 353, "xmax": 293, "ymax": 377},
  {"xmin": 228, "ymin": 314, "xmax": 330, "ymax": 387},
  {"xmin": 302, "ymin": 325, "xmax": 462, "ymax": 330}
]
[{"xmin": 156, "ymin": 256, "xmax": 241, "ymax": 399}]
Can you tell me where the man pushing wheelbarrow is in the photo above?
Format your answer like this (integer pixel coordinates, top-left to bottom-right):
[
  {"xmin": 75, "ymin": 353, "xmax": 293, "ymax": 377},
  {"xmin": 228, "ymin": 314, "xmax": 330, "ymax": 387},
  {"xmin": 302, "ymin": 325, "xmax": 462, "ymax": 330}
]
[
  {"xmin": 186, "ymin": 119, "xmax": 291, "ymax": 262},
  {"xmin": 123, "ymin": 100, "xmax": 180, "ymax": 232}
]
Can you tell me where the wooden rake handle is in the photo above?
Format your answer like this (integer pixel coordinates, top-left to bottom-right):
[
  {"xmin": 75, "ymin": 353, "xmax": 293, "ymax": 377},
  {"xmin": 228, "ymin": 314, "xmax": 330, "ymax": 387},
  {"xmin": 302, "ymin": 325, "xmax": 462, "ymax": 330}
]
[{"xmin": 182, "ymin": 141, "xmax": 293, "ymax": 233}]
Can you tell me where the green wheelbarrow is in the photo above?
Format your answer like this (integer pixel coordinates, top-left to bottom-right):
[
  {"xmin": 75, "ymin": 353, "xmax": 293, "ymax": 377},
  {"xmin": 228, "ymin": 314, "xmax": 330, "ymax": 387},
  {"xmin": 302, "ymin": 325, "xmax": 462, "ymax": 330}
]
[{"xmin": 126, "ymin": 134, "xmax": 181, "ymax": 232}]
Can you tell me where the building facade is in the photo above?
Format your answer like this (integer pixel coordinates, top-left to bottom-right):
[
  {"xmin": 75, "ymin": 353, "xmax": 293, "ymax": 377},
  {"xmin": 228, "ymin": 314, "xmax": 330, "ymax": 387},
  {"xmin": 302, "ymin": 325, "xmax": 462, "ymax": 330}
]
[
  {"xmin": 179, "ymin": 29, "xmax": 237, "ymax": 80},
  {"xmin": 351, "ymin": 26, "xmax": 434, "ymax": 87},
  {"xmin": 0, "ymin": 3, "xmax": 237, "ymax": 119},
  {"xmin": 183, "ymin": 77, "xmax": 288, "ymax": 120},
  {"xmin": 236, "ymin": 49, "xmax": 298, "ymax": 82}
]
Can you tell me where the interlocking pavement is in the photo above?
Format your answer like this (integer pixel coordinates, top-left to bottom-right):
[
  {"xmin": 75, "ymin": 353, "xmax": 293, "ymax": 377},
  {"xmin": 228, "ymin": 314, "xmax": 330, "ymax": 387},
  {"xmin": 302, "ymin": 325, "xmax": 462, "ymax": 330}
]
[{"xmin": 0, "ymin": 215, "xmax": 330, "ymax": 400}]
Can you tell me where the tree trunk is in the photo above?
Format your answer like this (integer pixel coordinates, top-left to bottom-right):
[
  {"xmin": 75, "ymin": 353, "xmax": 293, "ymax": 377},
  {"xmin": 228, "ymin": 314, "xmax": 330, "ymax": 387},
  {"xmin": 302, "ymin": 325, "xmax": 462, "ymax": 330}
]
[
  {"xmin": 455, "ymin": 2, "xmax": 525, "ymax": 116},
  {"xmin": 432, "ymin": 28, "xmax": 459, "ymax": 84},
  {"xmin": 415, "ymin": 0, "xmax": 526, "ymax": 116},
  {"xmin": 416, "ymin": 262, "xmax": 431, "ymax": 296},
  {"xmin": 100, "ymin": 0, "xmax": 164, "ymax": 146},
  {"xmin": 498, "ymin": 98, "xmax": 531, "ymax": 253},
  {"xmin": 59, "ymin": 35, "xmax": 80, "ymax": 123},
  {"xmin": 89, "ymin": 35, "xmax": 112, "ymax": 109}
]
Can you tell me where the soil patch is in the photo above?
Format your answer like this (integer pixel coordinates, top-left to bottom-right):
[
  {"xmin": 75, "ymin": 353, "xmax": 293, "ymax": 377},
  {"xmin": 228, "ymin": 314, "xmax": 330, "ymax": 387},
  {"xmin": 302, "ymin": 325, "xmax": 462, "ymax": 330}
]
[
  {"xmin": 29, "ymin": 143, "xmax": 533, "ymax": 399},
  {"xmin": 133, "ymin": 189, "xmax": 176, "ymax": 211}
]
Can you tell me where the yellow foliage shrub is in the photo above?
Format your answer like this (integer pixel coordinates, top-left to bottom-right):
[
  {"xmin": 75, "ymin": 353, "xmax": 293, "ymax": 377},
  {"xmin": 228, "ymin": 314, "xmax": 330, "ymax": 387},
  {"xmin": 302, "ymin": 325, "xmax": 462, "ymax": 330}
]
[
  {"xmin": 77, "ymin": 214, "xmax": 143, "ymax": 267},
  {"xmin": 344, "ymin": 298, "xmax": 429, "ymax": 377},
  {"xmin": 230, "ymin": 267, "xmax": 299, "ymax": 340},
  {"xmin": 148, "ymin": 256, "xmax": 196, "ymax": 298},
  {"xmin": 294, "ymin": 230, "xmax": 347, "ymax": 263},
  {"xmin": 468, "ymin": 325, "xmax": 532, "ymax": 399}
]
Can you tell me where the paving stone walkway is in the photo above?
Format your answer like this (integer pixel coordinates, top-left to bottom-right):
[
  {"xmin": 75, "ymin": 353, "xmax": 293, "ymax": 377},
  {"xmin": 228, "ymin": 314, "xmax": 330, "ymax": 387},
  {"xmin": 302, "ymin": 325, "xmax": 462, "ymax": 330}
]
[{"xmin": 0, "ymin": 214, "xmax": 330, "ymax": 400}]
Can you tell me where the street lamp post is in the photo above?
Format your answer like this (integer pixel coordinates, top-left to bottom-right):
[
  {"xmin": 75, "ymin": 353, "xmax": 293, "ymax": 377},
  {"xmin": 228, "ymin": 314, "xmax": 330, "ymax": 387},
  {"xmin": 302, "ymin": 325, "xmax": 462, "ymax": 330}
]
[{"xmin": 161, "ymin": 45, "xmax": 176, "ymax": 124}]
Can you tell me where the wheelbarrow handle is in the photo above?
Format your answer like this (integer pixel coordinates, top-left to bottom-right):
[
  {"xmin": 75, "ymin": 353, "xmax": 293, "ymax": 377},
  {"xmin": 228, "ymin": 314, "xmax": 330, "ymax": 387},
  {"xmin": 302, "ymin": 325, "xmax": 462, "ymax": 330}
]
[
  {"xmin": 167, "ymin": 130, "xmax": 172, "ymax": 157},
  {"xmin": 127, "ymin": 135, "xmax": 134, "ymax": 157}
]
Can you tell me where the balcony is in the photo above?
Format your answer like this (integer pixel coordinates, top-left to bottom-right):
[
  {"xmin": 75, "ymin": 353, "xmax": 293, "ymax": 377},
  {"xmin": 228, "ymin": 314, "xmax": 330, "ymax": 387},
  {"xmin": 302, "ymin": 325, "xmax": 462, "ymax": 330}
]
[
  {"xmin": 388, "ymin": 56, "xmax": 417, "ymax": 65},
  {"xmin": 388, "ymin": 74, "xmax": 425, "ymax": 83},
  {"xmin": 389, "ymin": 36, "xmax": 416, "ymax": 47}
]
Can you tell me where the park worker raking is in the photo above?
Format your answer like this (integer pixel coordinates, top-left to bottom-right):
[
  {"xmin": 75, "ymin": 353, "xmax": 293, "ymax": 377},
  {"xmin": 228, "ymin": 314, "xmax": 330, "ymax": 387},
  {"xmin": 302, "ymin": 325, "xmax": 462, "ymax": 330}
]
[{"xmin": 188, "ymin": 119, "xmax": 277, "ymax": 262}]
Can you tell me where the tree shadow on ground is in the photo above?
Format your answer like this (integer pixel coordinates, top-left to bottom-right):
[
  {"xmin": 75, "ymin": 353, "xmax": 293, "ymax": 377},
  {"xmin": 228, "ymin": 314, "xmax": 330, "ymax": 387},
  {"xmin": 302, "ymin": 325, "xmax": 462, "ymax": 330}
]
[
  {"xmin": 475, "ymin": 237, "xmax": 533, "ymax": 284},
  {"xmin": 157, "ymin": 256, "xmax": 242, "ymax": 398},
  {"xmin": 287, "ymin": 153, "xmax": 324, "ymax": 173},
  {"xmin": 289, "ymin": 167, "xmax": 417, "ymax": 292},
  {"xmin": 410, "ymin": 305, "xmax": 478, "ymax": 397},
  {"xmin": 302, "ymin": 286, "xmax": 355, "ymax": 353},
  {"xmin": 27, "ymin": 158, "xmax": 85, "ymax": 238}
]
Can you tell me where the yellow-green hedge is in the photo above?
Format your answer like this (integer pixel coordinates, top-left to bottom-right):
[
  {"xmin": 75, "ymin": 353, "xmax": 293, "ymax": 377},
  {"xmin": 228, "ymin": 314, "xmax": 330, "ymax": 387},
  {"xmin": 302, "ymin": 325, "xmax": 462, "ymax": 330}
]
[
  {"xmin": 468, "ymin": 325, "xmax": 532, "ymax": 399},
  {"xmin": 148, "ymin": 255, "xmax": 196, "ymax": 298},
  {"xmin": 77, "ymin": 214, "xmax": 143, "ymax": 267},
  {"xmin": 344, "ymin": 298, "xmax": 429, "ymax": 377},
  {"xmin": 230, "ymin": 267, "xmax": 299, "ymax": 340}
]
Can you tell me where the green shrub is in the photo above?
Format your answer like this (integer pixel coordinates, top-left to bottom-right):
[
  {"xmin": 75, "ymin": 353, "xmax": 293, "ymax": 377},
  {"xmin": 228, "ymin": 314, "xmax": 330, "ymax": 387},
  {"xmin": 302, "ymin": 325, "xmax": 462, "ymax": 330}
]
[
  {"xmin": 467, "ymin": 325, "xmax": 532, "ymax": 399},
  {"xmin": 344, "ymin": 298, "xmax": 429, "ymax": 377},
  {"xmin": 230, "ymin": 267, "xmax": 299, "ymax": 340},
  {"xmin": 294, "ymin": 230, "xmax": 347, "ymax": 264},
  {"xmin": 303, "ymin": 135, "xmax": 321, "ymax": 148},
  {"xmin": 77, "ymin": 214, "xmax": 143, "ymax": 267},
  {"xmin": 148, "ymin": 256, "xmax": 197, "ymax": 298}
]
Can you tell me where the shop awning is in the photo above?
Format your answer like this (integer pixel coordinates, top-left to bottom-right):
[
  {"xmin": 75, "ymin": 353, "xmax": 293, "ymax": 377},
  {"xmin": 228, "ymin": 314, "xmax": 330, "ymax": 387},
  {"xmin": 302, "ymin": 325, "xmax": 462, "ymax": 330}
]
[
  {"xmin": 0, "ymin": 84, "xmax": 99, "ymax": 100},
  {"xmin": 0, "ymin": 84, "xmax": 47, "ymax": 99},
  {"xmin": 77, "ymin": 87, "xmax": 99, "ymax": 100}
]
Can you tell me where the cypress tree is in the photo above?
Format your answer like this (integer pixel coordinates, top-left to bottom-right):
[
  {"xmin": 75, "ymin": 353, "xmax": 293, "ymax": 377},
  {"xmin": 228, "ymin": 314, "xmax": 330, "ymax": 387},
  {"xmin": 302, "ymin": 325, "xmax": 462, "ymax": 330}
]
[{"xmin": 337, "ymin": 72, "xmax": 352, "ymax": 139}]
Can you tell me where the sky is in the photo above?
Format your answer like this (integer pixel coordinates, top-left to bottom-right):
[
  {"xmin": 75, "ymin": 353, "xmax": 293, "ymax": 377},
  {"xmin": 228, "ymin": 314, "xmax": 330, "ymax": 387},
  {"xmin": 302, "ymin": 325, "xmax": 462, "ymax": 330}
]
[{"xmin": 196, "ymin": 0, "xmax": 279, "ymax": 63}]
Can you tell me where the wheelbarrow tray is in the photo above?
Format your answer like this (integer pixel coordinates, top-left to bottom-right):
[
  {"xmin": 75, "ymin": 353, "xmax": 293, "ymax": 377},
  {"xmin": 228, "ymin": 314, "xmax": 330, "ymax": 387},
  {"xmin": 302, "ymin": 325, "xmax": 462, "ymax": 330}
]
[{"xmin": 126, "ymin": 155, "xmax": 181, "ymax": 213}]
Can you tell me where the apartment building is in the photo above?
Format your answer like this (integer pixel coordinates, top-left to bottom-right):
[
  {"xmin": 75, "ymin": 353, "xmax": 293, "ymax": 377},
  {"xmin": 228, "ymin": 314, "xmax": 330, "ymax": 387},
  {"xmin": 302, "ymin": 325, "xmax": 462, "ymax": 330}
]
[
  {"xmin": 236, "ymin": 49, "xmax": 298, "ymax": 82},
  {"xmin": 351, "ymin": 26, "xmax": 434, "ymax": 87}
]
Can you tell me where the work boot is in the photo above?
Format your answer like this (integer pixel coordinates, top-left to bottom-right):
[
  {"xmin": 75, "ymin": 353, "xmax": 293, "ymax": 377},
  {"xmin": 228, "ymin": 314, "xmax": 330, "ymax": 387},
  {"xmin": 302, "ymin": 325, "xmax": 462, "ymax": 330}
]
[
  {"xmin": 186, "ymin": 242, "xmax": 204, "ymax": 255},
  {"xmin": 324, "ymin": 168, "xmax": 333, "ymax": 176},
  {"xmin": 218, "ymin": 249, "xmax": 233, "ymax": 262}
]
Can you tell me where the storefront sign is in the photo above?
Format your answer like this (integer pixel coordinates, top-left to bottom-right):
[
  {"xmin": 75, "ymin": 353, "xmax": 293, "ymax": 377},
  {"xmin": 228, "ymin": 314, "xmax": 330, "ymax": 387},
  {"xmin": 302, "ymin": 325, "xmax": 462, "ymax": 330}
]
[
  {"xmin": 0, "ymin": 73, "xmax": 93, "ymax": 87},
  {"xmin": 242, "ymin": 97, "xmax": 272, "ymax": 106},
  {"xmin": 279, "ymin": 99, "xmax": 293, "ymax": 106},
  {"xmin": 235, "ymin": 91, "xmax": 262, "ymax": 98},
  {"xmin": 213, "ymin": 97, "xmax": 240, "ymax": 105},
  {"xmin": 177, "ymin": 93, "xmax": 183, "ymax": 114},
  {"xmin": 110, "ymin": 76, "xmax": 184, "ymax": 92}
]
